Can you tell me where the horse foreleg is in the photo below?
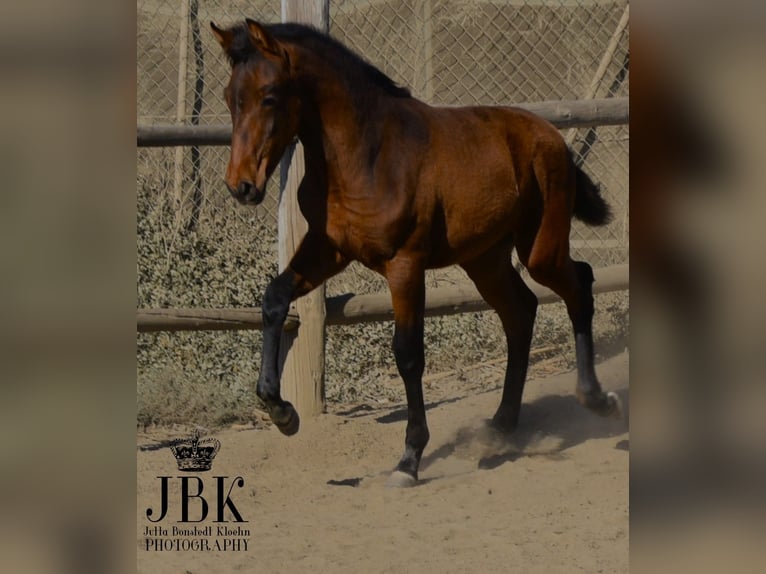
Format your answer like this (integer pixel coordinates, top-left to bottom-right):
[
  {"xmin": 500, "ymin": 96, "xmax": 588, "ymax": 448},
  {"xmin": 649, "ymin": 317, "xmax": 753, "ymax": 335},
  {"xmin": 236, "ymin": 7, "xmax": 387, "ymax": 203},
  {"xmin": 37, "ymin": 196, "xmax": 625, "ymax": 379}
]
[
  {"xmin": 257, "ymin": 269, "xmax": 302, "ymax": 435},
  {"xmin": 384, "ymin": 256, "xmax": 429, "ymax": 487},
  {"xmin": 256, "ymin": 231, "xmax": 348, "ymax": 435}
]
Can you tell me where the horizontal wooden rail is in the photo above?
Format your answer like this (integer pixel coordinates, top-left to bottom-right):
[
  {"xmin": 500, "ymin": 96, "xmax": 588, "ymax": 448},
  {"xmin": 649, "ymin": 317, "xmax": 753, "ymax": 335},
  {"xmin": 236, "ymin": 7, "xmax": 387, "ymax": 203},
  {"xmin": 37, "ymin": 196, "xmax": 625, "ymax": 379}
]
[
  {"xmin": 137, "ymin": 264, "xmax": 627, "ymax": 333},
  {"xmin": 137, "ymin": 308, "xmax": 300, "ymax": 333},
  {"xmin": 325, "ymin": 263, "xmax": 628, "ymax": 325},
  {"xmin": 138, "ymin": 124, "xmax": 231, "ymax": 147},
  {"xmin": 137, "ymin": 97, "xmax": 628, "ymax": 147}
]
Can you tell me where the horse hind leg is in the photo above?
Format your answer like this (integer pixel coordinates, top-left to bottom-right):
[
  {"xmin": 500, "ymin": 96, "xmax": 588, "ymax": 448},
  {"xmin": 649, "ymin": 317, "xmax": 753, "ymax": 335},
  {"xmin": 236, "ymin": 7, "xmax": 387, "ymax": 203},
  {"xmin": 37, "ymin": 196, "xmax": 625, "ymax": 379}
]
[
  {"xmin": 461, "ymin": 240, "xmax": 538, "ymax": 432},
  {"xmin": 518, "ymin": 157, "xmax": 621, "ymax": 419},
  {"xmin": 566, "ymin": 260, "xmax": 622, "ymax": 417}
]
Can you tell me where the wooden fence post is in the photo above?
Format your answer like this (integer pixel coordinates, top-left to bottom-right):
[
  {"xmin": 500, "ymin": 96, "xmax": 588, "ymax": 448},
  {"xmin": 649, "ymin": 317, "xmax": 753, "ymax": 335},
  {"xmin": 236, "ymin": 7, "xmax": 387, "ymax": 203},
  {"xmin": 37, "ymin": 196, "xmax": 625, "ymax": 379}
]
[{"xmin": 277, "ymin": 0, "xmax": 330, "ymax": 417}]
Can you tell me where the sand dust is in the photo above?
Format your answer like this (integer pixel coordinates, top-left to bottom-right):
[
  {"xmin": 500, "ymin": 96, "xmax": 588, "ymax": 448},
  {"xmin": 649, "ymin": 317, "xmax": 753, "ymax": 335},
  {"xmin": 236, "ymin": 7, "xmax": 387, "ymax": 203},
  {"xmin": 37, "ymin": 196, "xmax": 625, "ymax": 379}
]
[{"xmin": 137, "ymin": 352, "xmax": 628, "ymax": 573}]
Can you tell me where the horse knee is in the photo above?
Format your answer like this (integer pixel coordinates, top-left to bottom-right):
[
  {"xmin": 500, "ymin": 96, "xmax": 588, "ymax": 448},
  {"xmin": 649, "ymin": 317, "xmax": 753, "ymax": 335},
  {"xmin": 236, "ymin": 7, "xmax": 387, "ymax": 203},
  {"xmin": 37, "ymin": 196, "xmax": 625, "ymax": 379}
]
[
  {"xmin": 262, "ymin": 272, "xmax": 295, "ymax": 326},
  {"xmin": 394, "ymin": 346, "xmax": 424, "ymax": 383},
  {"xmin": 501, "ymin": 291, "xmax": 537, "ymax": 342}
]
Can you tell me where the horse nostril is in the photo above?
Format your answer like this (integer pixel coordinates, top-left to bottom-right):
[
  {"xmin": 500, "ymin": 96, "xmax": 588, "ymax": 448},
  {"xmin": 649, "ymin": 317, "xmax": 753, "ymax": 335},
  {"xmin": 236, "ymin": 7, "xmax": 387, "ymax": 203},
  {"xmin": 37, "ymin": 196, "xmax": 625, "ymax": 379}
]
[{"xmin": 238, "ymin": 181, "xmax": 252, "ymax": 197}]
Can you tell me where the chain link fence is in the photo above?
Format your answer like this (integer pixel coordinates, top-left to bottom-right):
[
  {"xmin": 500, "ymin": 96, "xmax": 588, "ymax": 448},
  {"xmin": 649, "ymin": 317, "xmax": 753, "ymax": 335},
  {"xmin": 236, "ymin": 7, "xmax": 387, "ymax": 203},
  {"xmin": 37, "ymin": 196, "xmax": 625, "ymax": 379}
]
[{"xmin": 137, "ymin": 0, "xmax": 628, "ymax": 425}]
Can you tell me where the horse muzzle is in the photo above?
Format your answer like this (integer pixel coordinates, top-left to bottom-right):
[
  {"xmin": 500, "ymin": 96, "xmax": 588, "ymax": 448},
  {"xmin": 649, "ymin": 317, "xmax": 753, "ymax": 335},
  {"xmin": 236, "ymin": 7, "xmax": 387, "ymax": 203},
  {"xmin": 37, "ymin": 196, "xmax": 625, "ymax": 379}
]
[{"xmin": 226, "ymin": 180, "xmax": 266, "ymax": 206}]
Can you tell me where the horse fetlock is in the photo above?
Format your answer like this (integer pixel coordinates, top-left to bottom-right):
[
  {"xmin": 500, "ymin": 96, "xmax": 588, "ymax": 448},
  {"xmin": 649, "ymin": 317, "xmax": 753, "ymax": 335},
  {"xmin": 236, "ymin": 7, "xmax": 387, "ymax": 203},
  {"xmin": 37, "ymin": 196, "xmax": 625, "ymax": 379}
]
[
  {"xmin": 394, "ymin": 442, "xmax": 424, "ymax": 481},
  {"xmin": 255, "ymin": 381, "xmax": 273, "ymax": 404},
  {"xmin": 490, "ymin": 408, "xmax": 520, "ymax": 434},
  {"xmin": 407, "ymin": 426, "xmax": 430, "ymax": 452},
  {"xmin": 269, "ymin": 401, "xmax": 300, "ymax": 436}
]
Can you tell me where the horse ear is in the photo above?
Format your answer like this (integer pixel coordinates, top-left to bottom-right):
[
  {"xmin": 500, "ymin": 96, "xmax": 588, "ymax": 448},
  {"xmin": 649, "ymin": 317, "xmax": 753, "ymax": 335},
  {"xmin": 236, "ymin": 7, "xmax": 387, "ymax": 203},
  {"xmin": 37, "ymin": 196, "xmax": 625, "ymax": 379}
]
[
  {"xmin": 245, "ymin": 19, "xmax": 282, "ymax": 57},
  {"xmin": 210, "ymin": 22, "xmax": 233, "ymax": 52}
]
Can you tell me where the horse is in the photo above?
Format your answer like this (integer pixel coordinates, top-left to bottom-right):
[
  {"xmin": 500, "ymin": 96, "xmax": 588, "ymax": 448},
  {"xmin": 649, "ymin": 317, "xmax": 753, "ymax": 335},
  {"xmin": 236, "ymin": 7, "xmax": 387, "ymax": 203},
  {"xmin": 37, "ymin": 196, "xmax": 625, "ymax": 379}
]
[{"xmin": 211, "ymin": 19, "xmax": 622, "ymax": 486}]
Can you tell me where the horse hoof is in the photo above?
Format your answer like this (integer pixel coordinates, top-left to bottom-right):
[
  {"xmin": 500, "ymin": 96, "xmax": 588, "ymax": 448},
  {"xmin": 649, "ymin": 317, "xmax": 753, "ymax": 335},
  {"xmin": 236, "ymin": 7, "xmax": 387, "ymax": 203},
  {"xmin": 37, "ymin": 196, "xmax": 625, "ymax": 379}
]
[
  {"xmin": 386, "ymin": 470, "xmax": 417, "ymax": 488},
  {"xmin": 270, "ymin": 402, "xmax": 300, "ymax": 436},
  {"xmin": 606, "ymin": 391, "xmax": 623, "ymax": 419},
  {"xmin": 577, "ymin": 389, "xmax": 623, "ymax": 419}
]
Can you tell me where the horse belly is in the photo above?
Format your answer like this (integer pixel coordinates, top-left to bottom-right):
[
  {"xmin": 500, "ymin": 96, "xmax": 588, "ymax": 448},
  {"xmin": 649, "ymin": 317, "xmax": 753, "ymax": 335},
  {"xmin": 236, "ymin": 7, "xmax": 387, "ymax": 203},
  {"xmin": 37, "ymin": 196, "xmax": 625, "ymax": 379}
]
[
  {"xmin": 422, "ymin": 108, "xmax": 532, "ymax": 266},
  {"xmin": 428, "ymin": 171, "xmax": 520, "ymax": 267}
]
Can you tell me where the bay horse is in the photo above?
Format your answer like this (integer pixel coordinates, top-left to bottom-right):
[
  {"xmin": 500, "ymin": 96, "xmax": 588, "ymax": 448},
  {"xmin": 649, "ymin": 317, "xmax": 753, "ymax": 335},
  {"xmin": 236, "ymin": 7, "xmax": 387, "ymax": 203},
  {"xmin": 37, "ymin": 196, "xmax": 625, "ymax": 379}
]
[{"xmin": 211, "ymin": 19, "xmax": 621, "ymax": 486}]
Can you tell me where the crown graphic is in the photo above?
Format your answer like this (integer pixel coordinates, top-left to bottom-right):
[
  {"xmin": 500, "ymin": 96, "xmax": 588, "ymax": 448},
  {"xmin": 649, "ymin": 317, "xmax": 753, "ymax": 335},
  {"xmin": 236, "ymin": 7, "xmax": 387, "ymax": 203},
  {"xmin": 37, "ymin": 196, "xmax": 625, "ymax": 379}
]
[{"xmin": 170, "ymin": 429, "xmax": 221, "ymax": 472}]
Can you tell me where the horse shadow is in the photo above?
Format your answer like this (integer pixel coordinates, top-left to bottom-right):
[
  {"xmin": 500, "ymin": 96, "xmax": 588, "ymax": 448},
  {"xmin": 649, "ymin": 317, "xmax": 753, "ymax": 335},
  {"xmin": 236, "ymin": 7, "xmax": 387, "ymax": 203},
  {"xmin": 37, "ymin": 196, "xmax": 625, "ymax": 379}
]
[
  {"xmin": 137, "ymin": 439, "xmax": 177, "ymax": 452},
  {"xmin": 326, "ymin": 389, "xmax": 628, "ymax": 488},
  {"xmin": 418, "ymin": 388, "xmax": 629, "ymax": 474},
  {"xmin": 372, "ymin": 395, "xmax": 467, "ymax": 423}
]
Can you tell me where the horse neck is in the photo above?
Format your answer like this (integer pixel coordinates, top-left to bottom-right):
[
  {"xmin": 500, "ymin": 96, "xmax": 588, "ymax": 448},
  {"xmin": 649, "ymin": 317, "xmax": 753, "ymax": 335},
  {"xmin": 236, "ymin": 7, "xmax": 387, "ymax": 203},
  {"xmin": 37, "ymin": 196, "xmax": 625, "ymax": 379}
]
[{"xmin": 291, "ymin": 52, "xmax": 387, "ymax": 179}]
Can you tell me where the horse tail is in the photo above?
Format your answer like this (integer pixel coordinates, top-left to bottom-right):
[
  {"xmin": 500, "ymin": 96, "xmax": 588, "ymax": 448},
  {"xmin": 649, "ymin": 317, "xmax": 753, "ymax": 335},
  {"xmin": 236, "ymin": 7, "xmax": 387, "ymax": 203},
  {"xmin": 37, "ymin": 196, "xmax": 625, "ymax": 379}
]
[{"xmin": 572, "ymin": 161, "xmax": 612, "ymax": 227}]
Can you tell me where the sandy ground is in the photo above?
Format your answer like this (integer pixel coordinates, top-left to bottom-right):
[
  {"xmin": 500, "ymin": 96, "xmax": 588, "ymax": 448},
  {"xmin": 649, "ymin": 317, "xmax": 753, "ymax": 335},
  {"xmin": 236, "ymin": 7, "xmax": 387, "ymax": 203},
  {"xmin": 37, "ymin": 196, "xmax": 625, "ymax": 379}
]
[{"xmin": 137, "ymin": 352, "xmax": 628, "ymax": 573}]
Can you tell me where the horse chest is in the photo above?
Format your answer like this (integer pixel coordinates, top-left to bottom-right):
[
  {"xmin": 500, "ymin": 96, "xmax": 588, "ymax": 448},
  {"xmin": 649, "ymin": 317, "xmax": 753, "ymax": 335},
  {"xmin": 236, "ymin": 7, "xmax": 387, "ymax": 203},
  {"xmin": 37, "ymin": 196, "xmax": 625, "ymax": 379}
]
[{"xmin": 325, "ymin": 200, "xmax": 399, "ymax": 267}]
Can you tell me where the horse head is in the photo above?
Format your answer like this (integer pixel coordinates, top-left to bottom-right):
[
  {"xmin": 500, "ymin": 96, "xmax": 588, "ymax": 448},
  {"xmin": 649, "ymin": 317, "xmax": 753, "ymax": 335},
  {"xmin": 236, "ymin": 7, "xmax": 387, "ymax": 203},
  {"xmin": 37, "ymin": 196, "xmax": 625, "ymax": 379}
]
[{"xmin": 211, "ymin": 19, "xmax": 299, "ymax": 206}]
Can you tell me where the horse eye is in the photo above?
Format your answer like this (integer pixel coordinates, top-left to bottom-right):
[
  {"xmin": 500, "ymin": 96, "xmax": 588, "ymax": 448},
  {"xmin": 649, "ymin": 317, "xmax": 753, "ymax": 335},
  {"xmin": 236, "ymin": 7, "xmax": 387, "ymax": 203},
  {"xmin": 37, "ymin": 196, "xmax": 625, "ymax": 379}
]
[{"xmin": 262, "ymin": 95, "xmax": 278, "ymax": 107}]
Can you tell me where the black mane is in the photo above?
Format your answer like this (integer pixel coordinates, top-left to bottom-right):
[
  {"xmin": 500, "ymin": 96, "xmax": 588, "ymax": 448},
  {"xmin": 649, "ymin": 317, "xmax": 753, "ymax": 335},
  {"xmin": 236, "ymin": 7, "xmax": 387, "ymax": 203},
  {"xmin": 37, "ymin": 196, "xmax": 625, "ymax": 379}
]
[{"xmin": 225, "ymin": 22, "xmax": 411, "ymax": 99}]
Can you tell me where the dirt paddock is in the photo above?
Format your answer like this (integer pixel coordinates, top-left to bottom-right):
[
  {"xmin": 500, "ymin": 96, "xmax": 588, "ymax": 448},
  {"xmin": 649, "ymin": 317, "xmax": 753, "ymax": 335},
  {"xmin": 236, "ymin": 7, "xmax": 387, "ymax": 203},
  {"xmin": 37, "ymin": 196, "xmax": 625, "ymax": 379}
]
[{"xmin": 137, "ymin": 352, "xmax": 628, "ymax": 573}]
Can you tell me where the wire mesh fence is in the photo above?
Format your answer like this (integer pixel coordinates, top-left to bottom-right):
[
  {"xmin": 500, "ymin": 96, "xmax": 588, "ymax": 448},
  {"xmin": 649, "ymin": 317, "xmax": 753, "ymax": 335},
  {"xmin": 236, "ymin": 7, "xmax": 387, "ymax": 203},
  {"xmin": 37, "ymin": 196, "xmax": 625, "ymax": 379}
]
[{"xmin": 136, "ymin": 0, "xmax": 629, "ymax": 425}]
